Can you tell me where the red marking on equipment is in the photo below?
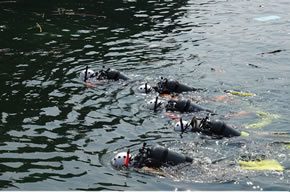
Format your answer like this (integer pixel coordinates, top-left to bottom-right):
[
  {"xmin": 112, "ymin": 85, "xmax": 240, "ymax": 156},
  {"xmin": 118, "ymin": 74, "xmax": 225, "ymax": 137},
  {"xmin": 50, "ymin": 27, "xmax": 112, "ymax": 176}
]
[{"xmin": 125, "ymin": 151, "xmax": 130, "ymax": 167}]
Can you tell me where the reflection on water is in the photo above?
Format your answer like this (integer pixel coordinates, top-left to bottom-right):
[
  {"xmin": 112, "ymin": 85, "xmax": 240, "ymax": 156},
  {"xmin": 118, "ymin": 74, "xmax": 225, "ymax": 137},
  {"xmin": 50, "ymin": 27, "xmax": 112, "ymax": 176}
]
[{"xmin": 1, "ymin": 0, "xmax": 290, "ymax": 190}]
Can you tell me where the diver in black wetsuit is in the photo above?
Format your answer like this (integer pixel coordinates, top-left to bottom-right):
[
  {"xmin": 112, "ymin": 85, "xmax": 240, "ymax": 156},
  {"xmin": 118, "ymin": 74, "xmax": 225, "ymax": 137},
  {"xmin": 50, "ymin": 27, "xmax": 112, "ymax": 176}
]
[
  {"xmin": 111, "ymin": 143, "xmax": 193, "ymax": 168},
  {"xmin": 80, "ymin": 65, "xmax": 130, "ymax": 82},
  {"xmin": 175, "ymin": 115, "xmax": 241, "ymax": 138},
  {"xmin": 147, "ymin": 96, "xmax": 213, "ymax": 114},
  {"xmin": 138, "ymin": 77, "xmax": 204, "ymax": 94}
]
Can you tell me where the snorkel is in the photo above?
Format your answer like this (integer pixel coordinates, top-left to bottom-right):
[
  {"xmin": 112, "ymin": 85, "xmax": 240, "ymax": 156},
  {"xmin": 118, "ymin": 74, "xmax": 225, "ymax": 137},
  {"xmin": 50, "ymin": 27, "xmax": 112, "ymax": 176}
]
[
  {"xmin": 174, "ymin": 118, "xmax": 193, "ymax": 132},
  {"xmin": 80, "ymin": 65, "xmax": 96, "ymax": 82},
  {"xmin": 138, "ymin": 83, "xmax": 152, "ymax": 94}
]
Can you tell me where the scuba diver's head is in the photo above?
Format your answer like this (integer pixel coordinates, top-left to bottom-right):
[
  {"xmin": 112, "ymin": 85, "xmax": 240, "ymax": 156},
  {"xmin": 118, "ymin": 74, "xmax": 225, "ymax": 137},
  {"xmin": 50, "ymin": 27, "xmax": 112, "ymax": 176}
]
[
  {"xmin": 147, "ymin": 97, "xmax": 164, "ymax": 112},
  {"xmin": 111, "ymin": 151, "xmax": 134, "ymax": 168},
  {"xmin": 174, "ymin": 119, "xmax": 193, "ymax": 132},
  {"xmin": 138, "ymin": 83, "xmax": 152, "ymax": 94},
  {"xmin": 80, "ymin": 66, "xmax": 96, "ymax": 82}
]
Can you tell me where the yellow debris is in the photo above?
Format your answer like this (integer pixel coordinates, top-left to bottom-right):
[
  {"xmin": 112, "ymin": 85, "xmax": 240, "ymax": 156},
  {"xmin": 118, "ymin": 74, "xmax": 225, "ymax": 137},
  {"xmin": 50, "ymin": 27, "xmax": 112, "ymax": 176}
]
[{"xmin": 239, "ymin": 159, "xmax": 284, "ymax": 171}]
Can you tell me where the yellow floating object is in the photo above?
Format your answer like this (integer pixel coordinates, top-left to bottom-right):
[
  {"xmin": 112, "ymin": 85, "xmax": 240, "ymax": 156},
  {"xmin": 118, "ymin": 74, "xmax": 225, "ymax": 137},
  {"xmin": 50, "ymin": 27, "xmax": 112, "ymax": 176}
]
[
  {"xmin": 228, "ymin": 90, "xmax": 256, "ymax": 97},
  {"xmin": 256, "ymin": 111, "xmax": 280, "ymax": 119},
  {"xmin": 245, "ymin": 111, "xmax": 280, "ymax": 129},
  {"xmin": 246, "ymin": 118, "xmax": 272, "ymax": 129},
  {"xmin": 241, "ymin": 131, "xmax": 250, "ymax": 136},
  {"xmin": 239, "ymin": 159, "xmax": 284, "ymax": 171}
]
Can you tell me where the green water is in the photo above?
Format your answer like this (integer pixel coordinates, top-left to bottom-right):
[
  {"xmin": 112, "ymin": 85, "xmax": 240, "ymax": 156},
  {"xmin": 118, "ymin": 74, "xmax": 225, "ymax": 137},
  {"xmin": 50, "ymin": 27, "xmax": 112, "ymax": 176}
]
[{"xmin": 0, "ymin": 0, "xmax": 289, "ymax": 190}]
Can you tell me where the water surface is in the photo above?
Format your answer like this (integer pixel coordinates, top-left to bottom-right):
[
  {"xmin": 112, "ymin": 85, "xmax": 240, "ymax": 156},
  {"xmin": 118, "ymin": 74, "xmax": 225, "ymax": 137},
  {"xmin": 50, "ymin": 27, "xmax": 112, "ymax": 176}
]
[{"xmin": 0, "ymin": 0, "xmax": 289, "ymax": 190}]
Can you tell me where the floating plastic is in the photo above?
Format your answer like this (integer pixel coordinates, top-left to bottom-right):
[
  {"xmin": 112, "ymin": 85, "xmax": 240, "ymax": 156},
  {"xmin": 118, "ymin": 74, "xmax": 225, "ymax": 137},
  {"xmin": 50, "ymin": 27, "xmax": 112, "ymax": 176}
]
[
  {"xmin": 254, "ymin": 16, "xmax": 280, "ymax": 21},
  {"xmin": 239, "ymin": 159, "xmax": 284, "ymax": 171}
]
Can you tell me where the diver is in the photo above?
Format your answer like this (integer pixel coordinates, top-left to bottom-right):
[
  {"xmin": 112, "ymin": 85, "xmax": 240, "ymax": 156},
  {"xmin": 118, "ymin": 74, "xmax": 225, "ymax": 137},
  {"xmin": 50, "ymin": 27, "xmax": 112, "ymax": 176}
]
[
  {"xmin": 147, "ymin": 96, "xmax": 214, "ymax": 114},
  {"xmin": 111, "ymin": 143, "xmax": 193, "ymax": 169},
  {"xmin": 80, "ymin": 65, "xmax": 130, "ymax": 82},
  {"xmin": 174, "ymin": 115, "xmax": 241, "ymax": 138},
  {"xmin": 138, "ymin": 77, "xmax": 204, "ymax": 94}
]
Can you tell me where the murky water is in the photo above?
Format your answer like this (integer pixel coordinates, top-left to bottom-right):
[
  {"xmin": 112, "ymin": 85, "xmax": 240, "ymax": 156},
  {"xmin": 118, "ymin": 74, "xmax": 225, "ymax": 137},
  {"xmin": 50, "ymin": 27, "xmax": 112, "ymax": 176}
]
[{"xmin": 0, "ymin": 0, "xmax": 289, "ymax": 190}]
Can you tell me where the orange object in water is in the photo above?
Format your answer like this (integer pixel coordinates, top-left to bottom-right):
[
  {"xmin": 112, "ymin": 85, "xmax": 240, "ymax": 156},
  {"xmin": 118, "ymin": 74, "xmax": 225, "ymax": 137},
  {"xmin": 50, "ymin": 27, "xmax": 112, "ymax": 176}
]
[
  {"xmin": 213, "ymin": 94, "xmax": 231, "ymax": 102},
  {"xmin": 84, "ymin": 82, "xmax": 96, "ymax": 87},
  {"xmin": 159, "ymin": 94, "xmax": 178, "ymax": 101},
  {"xmin": 166, "ymin": 112, "xmax": 180, "ymax": 120},
  {"xmin": 84, "ymin": 81, "xmax": 104, "ymax": 87}
]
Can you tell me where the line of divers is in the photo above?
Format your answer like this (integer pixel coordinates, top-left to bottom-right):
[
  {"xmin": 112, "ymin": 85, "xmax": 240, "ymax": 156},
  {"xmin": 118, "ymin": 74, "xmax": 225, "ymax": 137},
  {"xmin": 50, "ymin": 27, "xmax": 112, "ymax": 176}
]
[{"xmin": 80, "ymin": 66, "xmax": 243, "ymax": 170}]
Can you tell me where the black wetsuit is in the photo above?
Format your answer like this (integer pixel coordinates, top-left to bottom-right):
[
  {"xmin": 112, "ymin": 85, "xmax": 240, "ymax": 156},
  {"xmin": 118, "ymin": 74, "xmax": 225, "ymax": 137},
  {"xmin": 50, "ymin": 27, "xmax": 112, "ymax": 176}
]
[
  {"xmin": 153, "ymin": 78, "xmax": 203, "ymax": 94},
  {"xmin": 165, "ymin": 99, "xmax": 213, "ymax": 113},
  {"xmin": 133, "ymin": 145, "xmax": 193, "ymax": 168},
  {"xmin": 188, "ymin": 117, "xmax": 241, "ymax": 137},
  {"xmin": 96, "ymin": 68, "xmax": 130, "ymax": 81}
]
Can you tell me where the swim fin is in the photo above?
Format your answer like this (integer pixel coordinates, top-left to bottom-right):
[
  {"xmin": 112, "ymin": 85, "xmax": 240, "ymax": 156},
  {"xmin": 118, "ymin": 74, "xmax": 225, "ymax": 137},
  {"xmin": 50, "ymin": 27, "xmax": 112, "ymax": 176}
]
[{"xmin": 239, "ymin": 159, "xmax": 284, "ymax": 171}]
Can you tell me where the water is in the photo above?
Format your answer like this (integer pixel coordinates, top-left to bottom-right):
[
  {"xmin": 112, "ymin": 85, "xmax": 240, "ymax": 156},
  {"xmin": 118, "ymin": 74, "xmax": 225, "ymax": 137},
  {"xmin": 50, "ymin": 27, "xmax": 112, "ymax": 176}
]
[{"xmin": 0, "ymin": 0, "xmax": 290, "ymax": 190}]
